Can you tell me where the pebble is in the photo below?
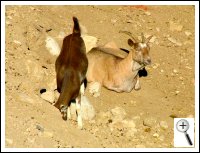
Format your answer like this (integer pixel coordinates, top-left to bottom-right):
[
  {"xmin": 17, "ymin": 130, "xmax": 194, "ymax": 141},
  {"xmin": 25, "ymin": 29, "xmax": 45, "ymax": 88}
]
[
  {"xmin": 185, "ymin": 31, "xmax": 192, "ymax": 37},
  {"xmin": 36, "ymin": 124, "xmax": 44, "ymax": 132},
  {"xmin": 45, "ymin": 36, "xmax": 61, "ymax": 56},
  {"xmin": 111, "ymin": 107, "xmax": 127, "ymax": 122},
  {"xmin": 175, "ymin": 90, "xmax": 180, "ymax": 94},
  {"xmin": 111, "ymin": 19, "xmax": 117, "ymax": 24},
  {"xmin": 168, "ymin": 37, "xmax": 182, "ymax": 46},
  {"xmin": 13, "ymin": 40, "xmax": 22, "ymax": 45},
  {"xmin": 159, "ymin": 121, "xmax": 168, "ymax": 130},
  {"xmin": 153, "ymin": 133, "xmax": 159, "ymax": 138},
  {"xmin": 160, "ymin": 69, "xmax": 164, "ymax": 73},
  {"xmin": 143, "ymin": 117, "xmax": 157, "ymax": 127},
  {"xmin": 122, "ymin": 120, "xmax": 136, "ymax": 128},
  {"xmin": 173, "ymin": 69, "xmax": 178, "ymax": 73}
]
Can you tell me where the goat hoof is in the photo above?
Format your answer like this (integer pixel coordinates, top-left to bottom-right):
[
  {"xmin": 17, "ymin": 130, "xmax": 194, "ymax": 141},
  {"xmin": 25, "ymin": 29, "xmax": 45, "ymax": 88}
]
[
  {"xmin": 134, "ymin": 86, "xmax": 141, "ymax": 91},
  {"xmin": 62, "ymin": 114, "xmax": 67, "ymax": 120}
]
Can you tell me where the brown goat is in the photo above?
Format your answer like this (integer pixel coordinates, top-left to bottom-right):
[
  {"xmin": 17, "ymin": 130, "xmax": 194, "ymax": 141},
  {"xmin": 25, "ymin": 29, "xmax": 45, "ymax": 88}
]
[{"xmin": 54, "ymin": 17, "xmax": 88, "ymax": 129}]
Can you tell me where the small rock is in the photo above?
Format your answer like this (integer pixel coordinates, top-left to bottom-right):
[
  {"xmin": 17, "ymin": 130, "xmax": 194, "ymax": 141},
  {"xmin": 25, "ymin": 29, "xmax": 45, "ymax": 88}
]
[
  {"xmin": 175, "ymin": 90, "xmax": 180, "ymax": 94},
  {"xmin": 127, "ymin": 19, "xmax": 133, "ymax": 23},
  {"xmin": 97, "ymin": 111, "xmax": 112, "ymax": 124},
  {"xmin": 13, "ymin": 40, "xmax": 22, "ymax": 45},
  {"xmin": 159, "ymin": 121, "xmax": 168, "ymax": 130},
  {"xmin": 30, "ymin": 6, "xmax": 36, "ymax": 10},
  {"xmin": 111, "ymin": 107, "xmax": 126, "ymax": 122},
  {"xmin": 153, "ymin": 133, "xmax": 159, "ymax": 138},
  {"xmin": 144, "ymin": 127, "xmax": 151, "ymax": 132},
  {"xmin": 173, "ymin": 69, "xmax": 178, "ymax": 73},
  {"xmin": 185, "ymin": 66, "xmax": 192, "ymax": 69},
  {"xmin": 111, "ymin": 19, "xmax": 117, "ymax": 24},
  {"xmin": 160, "ymin": 69, "xmax": 164, "ymax": 73},
  {"xmin": 143, "ymin": 117, "xmax": 157, "ymax": 127},
  {"xmin": 122, "ymin": 120, "xmax": 136, "ymax": 128},
  {"xmin": 185, "ymin": 31, "xmax": 192, "ymax": 37},
  {"xmin": 41, "ymin": 90, "xmax": 55, "ymax": 104},
  {"xmin": 36, "ymin": 124, "xmax": 44, "ymax": 132},
  {"xmin": 145, "ymin": 11, "xmax": 151, "ymax": 16},
  {"xmin": 168, "ymin": 37, "xmax": 182, "ymax": 46},
  {"xmin": 179, "ymin": 76, "xmax": 184, "ymax": 80},
  {"xmin": 169, "ymin": 21, "xmax": 183, "ymax": 32},
  {"xmin": 45, "ymin": 36, "xmax": 61, "ymax": 56}
]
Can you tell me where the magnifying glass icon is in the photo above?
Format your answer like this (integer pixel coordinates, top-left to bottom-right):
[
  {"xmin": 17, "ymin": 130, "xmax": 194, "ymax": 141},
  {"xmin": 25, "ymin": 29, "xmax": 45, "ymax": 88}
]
[{"xmin": 176, "ymin": 119, "xmax": 193, "ymax": 146}]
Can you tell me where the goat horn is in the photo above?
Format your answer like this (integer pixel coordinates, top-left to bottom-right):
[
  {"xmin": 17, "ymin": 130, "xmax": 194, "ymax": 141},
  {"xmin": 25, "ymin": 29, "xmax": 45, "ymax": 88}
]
[
  {"xmin": 141, "ymin": 32, "xmax": 145, "ymax": 43},
  {"xmin": 119, "ymin": 30, "xmax": 138, "ymax": 43}
]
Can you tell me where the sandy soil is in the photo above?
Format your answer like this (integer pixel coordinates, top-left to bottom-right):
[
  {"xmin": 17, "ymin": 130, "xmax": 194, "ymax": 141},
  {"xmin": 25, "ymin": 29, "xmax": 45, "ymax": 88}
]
[{"xmin": 5, "ymin": 5, "xmax": 195, "ymax": 148}]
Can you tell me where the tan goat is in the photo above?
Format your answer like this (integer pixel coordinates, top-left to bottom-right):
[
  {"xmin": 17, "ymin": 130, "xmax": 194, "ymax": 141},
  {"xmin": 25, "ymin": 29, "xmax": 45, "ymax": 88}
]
[{"xmin": 86, "ymin": 31, "xmax": 153, "ymax": 96}]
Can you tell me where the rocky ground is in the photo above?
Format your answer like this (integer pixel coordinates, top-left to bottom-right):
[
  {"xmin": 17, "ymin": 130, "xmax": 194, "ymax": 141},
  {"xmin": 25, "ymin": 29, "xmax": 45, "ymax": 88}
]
[{"xmin": 5, "ymin": 5, "xmax": 195, "ymax": 148}]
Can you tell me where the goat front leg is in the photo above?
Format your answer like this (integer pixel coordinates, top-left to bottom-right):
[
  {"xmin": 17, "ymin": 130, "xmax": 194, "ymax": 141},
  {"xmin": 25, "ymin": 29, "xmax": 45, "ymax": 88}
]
[
  {"xmin": 76, "ymin": 94, "xmax": 83, "ymax": 129},
  {"xmin": 134, "ymin": 74, "xmax": 141, "ymax": 90},
  {"xmin": 88, "ymin": 82, "xmax": 101, "ymax": 97}
]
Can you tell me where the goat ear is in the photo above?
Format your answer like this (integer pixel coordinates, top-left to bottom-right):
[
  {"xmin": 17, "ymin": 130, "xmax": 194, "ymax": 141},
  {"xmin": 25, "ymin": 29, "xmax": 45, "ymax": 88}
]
[
  {"xmin": 128, "ymin": 39, "xmax": 135, "ymax": 47},
  {"xmin": 145, "ymin": 35, "xmax": 153, "ymax": 43}
]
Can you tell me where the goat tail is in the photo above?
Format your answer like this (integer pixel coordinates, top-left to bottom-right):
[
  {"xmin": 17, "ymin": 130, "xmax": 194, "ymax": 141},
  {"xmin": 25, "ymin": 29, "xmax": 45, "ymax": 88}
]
[{"xmin": 73, "ymin": 16, "xmax": 81, "ymax": 35}]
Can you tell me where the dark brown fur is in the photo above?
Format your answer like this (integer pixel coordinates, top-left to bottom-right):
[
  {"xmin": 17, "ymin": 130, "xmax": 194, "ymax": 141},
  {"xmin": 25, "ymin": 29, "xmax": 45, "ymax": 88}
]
[{"xmin": 54, "ymin": 17, "xmax": 88, "ymax": 117}]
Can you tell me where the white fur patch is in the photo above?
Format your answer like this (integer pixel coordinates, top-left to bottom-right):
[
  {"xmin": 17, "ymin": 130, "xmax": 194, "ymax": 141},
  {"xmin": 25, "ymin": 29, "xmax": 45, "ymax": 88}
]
[
  {"xmin": 139, "ymin": 43, "xmax": 147, "ymax": 48},
  {"xmin": 45, "ymin": 36, "xmax": 61, "ymax": 56}
]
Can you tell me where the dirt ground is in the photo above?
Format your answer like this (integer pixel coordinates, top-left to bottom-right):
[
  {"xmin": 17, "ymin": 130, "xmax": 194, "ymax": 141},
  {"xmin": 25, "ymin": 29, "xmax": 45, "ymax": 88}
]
[{"xmin": 4, "ymin": 5, "xmax": 195, "ymax": 148}]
